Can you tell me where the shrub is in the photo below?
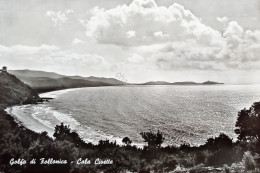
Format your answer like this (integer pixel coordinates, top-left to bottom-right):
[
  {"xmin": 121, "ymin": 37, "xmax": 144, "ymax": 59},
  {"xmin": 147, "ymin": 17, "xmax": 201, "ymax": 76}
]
[
  {"xmin": 235, "ymin": 102, "xmax": 260, "ymax": 143},
  {"xmin": 223, "ymin": 164, "xmax": 230, "ymax": 173},
  {"xmin": 204, "ymin": 133, "xmax": 233, "ymax": 150},
  {"xmin": 242, "ymin": 151, "xmax": 256, "ymax": 171},
  {"xmin": 140, "ymin": 130, "xmax": 164, "ymax": 149},
  {"xmin": 189, "ymin": 164, "xmax": 207, "ymax": 173},
  {"xmin": 53, "ymin": 123, "xmax": 85, "ymax": 147},
  {"xmin": 122, "ymin": 137, "xmax": 132, "ymax": 146}
]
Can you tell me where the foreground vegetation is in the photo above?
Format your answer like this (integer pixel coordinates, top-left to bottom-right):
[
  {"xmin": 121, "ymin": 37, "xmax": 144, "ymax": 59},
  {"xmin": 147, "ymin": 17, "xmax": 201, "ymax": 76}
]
[{"xmin": 0, "ymin": 102, "xmax": 260, "ymax": 172}]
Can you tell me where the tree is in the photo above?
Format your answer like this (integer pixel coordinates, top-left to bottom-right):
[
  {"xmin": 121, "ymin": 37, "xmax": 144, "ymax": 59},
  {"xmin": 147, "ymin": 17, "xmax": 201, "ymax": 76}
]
[
  {"xmin": 204, "ymin": 133, "xmax": 233, "ymax": 150},
  {"xmin": 122, "ymin": 137, "xmax": 132, "ymax": 146},
  {"xmin": 53, "ymin": 123, "xmax": 85, "ymax": 147},
  {"xmin": 235, "ymin": 102, "xmax": 260, "ymax": 142},
  {"xmin": 140, "ymin": 130, "xmax": 164, "ymax": 148},
  {"xmin": 53, "ymin": 123, "xmax": 71, "ymax": 141}
]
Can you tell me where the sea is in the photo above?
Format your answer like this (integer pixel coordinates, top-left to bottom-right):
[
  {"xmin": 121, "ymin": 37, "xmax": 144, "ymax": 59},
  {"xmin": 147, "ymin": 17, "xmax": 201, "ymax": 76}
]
[{"xmin": 6, "ymin": 85, "xmax": 260, "ymax": 147}]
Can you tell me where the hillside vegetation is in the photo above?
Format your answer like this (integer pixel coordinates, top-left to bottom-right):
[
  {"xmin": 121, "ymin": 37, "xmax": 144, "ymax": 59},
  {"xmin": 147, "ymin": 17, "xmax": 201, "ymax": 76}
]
[{"xmin": 0, "ymin": 72, "xmax": 40, "ymax": 108}]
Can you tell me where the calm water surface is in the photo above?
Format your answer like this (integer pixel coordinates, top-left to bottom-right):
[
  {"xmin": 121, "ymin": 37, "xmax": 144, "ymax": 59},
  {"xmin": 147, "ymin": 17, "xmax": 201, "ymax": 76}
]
[{"xmin": 8, "ymin": 85, "xmax": 260, "ymax": 147}]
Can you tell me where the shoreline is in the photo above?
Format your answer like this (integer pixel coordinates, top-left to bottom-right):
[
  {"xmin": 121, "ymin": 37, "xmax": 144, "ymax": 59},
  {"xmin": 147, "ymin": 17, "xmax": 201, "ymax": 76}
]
[
  {"xmin": 39, "ymin": 88, "xmax": 82, "ymax": 98},
  {"xmin": 4, "ymin": 85, "xmax": 260, "ymax": 149},
  {"xmin": 5, "ymin": 106, "xmax": 55, "ymax": 138},
  {"xmin": 6, "ymin": 88, "xmax": 146, "ymax": 147},
  {"xmin": 6, "ymin": 104, "xmax": 145, "ymax": 148},
  {"xmin": 6, "ymin": 85, "xmax": 257, "ymax": 148}
]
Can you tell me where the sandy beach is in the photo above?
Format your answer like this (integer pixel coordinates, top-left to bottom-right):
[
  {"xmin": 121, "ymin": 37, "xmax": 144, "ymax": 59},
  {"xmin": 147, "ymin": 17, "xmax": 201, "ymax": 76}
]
[
  {"xmin": 6, "ymin": 88, "xmax": 145, "ymax": 147},
  {"xmin": 6, "ymin": 105, "xmax": 55, "ymax": 137}
]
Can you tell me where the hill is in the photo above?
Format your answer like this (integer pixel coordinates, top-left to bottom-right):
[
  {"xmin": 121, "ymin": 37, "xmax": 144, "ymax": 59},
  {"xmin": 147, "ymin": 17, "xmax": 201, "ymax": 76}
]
[
  {"xmin": 9, "ymin": 70, "xmax": 124, "ymax": 93},
  {"xmin": 15, "ymin": 76, "xmax": 120, "ymax": 93},
  {"xmin": 139, "ymin": 81, "xmax": 224, "ymax": 85},
  {"xmin": 0, "ymin": 71, "xmax": 40, "ymax": 108},
  {"xmin": 9, "ymin": 69, "xmax": 65, "ymax": 78},
  {"xmin": 141, "ymin": 81, "xmax": 172, "ymax": 85},
  {"xmin": 9, "ymin": 70, "xmax": 224, "ymax": 93},
  {"xmin": 202, "ymin": 80, "xmax": 224, "ymax": 85}
]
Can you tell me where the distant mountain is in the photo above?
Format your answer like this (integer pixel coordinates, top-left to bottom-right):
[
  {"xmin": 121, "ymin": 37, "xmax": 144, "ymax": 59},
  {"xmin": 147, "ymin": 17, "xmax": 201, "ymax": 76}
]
[
  {"xmin": 0, "ymin": 72, "xmax": 40, "ymax": 108},
  {"xmin": 141, "ymin": 81, "xmax": 172, "ymax": 85},
  {"xmin": 173, "ymin": 81, "xmax": 199, "ymax": 85},
  {"xmin": 202, "ymin": 81, "xmax": 224, "ymax": 85},
  {"xmin": 68, "ymin": 76, "xmax": 124, "ymax": 85},
  {"xmin": 138, "ymin": 81, "xmax": 224, "ymax": 85},
  {"xmin": 9, "ymin": 70, "xmax": 124, "ymax": 93},
  {"xmin": 9, "ymin": 69, "xmax": 65, "ymax": 79},
  {"xmin": 8, "ymin": 69, "xmax": 224, "ymax": 93}
]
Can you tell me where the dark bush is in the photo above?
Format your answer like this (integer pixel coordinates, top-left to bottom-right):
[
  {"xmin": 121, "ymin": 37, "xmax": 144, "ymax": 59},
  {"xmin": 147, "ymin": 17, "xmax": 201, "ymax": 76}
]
[
  {"xmin": 235, "ymin": 102, "xmax": 260, "ymax": 143},
  {"xmin": 122, "ymin": 137, "xmax": 132, "ymax": 146},
  {"xmin": 53, "ymin": 123, "xmax": 85, "ymax": 147},
  {"xmin": 140, "ymin": 130, "xmax": 164, "ymax": 149}
]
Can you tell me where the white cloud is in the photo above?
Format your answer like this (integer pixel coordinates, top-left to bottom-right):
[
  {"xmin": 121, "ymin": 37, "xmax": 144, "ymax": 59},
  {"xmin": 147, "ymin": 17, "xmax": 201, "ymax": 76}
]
[
  {"xmin": 85, "ymin": 0, "xmax": 221, "ymax": 46},
  {"xmin": 0, "ymin": 44, "xmax": 111, "ymax": 75},
  {"xmin": 217, "ymin": 16, "xmax": 229, "ymax": 24},
  {"xmin": 46, "ymin": 10, "xmax": 74, "ymax": 27},
  {"xmin": 150, "ymin": 20, "xmax": 260, "ymax": 71},
  {"xmin": 131, "ymin": 0, "xmax": 157, "ymax": 8},
  {"xmin": 83, "ymin": 0, "xmax": 260, "ymax": 71},
  {"xmin": 126, "ymin": 30, "xmax": 136, "ymax": 38},
  {"xmin": 153, "ymin": 31, "xmax": 169, "ymax": 38},
  {"xmin": 72, "ymin": 38, "xmax": 85, "ymax": 44}
]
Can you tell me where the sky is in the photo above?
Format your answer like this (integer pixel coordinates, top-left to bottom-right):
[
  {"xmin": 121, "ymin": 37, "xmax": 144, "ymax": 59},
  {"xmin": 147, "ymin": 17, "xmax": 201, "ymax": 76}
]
[{"xmin": 0, "ymin": 0, "xmax": 260, "ymax": 84}]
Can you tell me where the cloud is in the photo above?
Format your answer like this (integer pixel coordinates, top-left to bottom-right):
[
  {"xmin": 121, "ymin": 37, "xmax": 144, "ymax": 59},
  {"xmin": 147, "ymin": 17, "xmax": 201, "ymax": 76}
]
[
  {"xmin": 72, "ymin": 38, "xmax": 85, "ymax": 44},
  {"xmin": 85, "ymin": 0, "xmax": 221, "ymax": 46},
  {"xmin": 126, "ymin": 30, "xmax": 136, "ymax": 38},
  {"xmin": 0, "ymin": 44, "xmax": 111, "ymax": 75},
  {"xmin": 153, "ymin": 31, "xmax": 169, "ymax": 38},
  {"xmin": 127, "ymin": 54, "xmax": 145, "ymax": 63},
  {"xmin": 217, "ymin": 16, "xmax": 229, "ymax": 24},
  {"xmin": 150, "ymin": 21, "xmax": 260, "ymax": 71},
  {"xmin": 46, "ymin": 10, "xmax": 74, "ymax": 27},
  {"xmin": 83, "ymin": 0, "xmax": 260, "ymax": 71}
]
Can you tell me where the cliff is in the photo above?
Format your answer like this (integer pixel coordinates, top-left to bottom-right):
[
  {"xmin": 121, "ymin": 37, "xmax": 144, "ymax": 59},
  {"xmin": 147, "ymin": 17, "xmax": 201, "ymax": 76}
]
[{"xmin": 0, "ymin": 72, "xmax": 40, "ymax": 109}]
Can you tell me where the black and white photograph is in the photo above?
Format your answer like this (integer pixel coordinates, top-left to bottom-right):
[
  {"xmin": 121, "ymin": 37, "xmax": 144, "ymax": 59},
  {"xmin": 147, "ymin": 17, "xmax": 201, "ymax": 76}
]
[{"xmin": 0, "ymin": 0, "xmax": 260, "ymax": 172}]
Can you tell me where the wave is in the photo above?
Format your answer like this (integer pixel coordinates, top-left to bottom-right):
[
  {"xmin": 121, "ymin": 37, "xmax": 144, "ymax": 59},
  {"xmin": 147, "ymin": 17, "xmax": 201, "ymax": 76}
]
[{"xmin": 39, "ymin": 88, "xmax": 80, "ymax": 98}]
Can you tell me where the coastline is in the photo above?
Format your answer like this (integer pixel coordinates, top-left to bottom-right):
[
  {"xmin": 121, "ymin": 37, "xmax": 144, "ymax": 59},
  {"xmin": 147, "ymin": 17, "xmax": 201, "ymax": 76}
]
[
  {"xmin": 5, "ymin": 106, "xmax": 55, "ymax": 138},
  {"xmin": 39, "ymin": 88, "xmax": 82, "ymax": 98},
  {"xmin": 6, "ymin": 88, "xmax": 145, "ymax": 147},
  {"xmin": 6, "ymin": 105, "xmax": 145, "ymax": 148},
  {"xmin": 6, "ymin": 84, "xmax": 260, "ymax": 148},
  {"xmin": 1, "ymin": 88, "xmax": 82, "ymax": 147}
]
